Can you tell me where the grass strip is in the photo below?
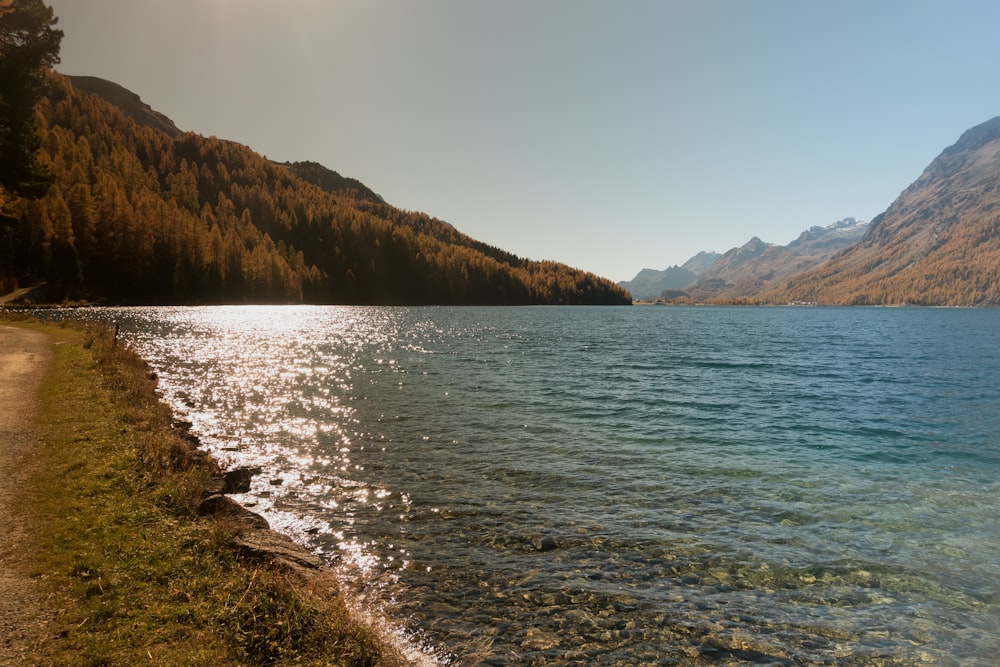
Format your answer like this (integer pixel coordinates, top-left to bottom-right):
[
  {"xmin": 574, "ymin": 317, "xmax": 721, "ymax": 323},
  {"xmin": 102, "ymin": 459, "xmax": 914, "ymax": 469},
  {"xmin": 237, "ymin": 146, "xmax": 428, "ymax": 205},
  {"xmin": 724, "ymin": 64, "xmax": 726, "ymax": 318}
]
[{"xmin": 11, "ymin": 318, "xmax": 408, "ymax": 666}]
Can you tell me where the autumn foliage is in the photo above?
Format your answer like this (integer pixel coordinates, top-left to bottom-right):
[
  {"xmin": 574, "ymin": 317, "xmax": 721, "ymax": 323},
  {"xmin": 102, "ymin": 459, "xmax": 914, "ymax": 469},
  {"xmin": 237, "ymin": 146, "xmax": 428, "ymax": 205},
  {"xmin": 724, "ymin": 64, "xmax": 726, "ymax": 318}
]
[
  {"xmin": 761, "ymin": 117, "xmax": 1000, "ymax": 307},
  {"xmin": 2, "ymin": 74, "xmax": 631, "ymax": 305}
]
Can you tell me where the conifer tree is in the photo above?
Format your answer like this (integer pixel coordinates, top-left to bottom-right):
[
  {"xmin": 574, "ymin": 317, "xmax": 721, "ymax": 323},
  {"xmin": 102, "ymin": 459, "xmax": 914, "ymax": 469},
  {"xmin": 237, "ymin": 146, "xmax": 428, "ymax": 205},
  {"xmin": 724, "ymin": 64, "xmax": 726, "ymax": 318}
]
[{"xmin": 0, "ymin": 0, "xmax": 62, "ymax": 198}]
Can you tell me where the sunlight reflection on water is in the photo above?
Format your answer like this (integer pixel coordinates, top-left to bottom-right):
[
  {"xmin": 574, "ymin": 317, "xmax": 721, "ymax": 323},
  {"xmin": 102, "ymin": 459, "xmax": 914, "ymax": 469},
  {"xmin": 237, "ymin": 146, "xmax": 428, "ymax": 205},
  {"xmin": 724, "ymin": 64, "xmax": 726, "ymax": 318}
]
[
  {"xmin": 52, "ymin": 305, "xmax": 1000, "ymax": 665},
  {"xmin": 116, "ymin": 306, "xmax": 399, "ymax": 575}
]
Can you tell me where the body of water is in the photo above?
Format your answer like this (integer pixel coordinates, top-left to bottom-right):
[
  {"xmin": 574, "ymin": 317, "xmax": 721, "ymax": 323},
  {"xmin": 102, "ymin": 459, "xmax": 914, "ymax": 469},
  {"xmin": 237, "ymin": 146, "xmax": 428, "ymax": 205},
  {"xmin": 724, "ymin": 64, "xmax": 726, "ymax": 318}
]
[{"xmin": 58, "ymin": 306, "xmax": 999, "ymax": 665}]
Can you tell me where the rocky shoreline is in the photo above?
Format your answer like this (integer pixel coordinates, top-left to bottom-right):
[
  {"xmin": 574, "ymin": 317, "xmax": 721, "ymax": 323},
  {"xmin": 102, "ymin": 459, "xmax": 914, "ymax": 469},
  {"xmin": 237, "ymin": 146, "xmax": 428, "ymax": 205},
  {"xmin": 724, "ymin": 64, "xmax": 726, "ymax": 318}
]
[
  {"xmin": 175, "ymin": 420, "xmax": 441, "ymax": 665},
  {"xmin": 172, "ymin": 418, "xmax": 329, "ymax": 577},
  {"xmin": 0, "ymin": 315, "xmax": 430, "ymax": 664}
]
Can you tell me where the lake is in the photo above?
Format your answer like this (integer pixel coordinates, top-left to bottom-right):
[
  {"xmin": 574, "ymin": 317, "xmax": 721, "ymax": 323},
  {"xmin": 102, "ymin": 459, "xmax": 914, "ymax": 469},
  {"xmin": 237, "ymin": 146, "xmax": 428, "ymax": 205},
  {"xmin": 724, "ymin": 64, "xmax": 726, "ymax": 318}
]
[{"xmin": 56, "ymin": 305, "xmax": 1000, "ymax": 665}]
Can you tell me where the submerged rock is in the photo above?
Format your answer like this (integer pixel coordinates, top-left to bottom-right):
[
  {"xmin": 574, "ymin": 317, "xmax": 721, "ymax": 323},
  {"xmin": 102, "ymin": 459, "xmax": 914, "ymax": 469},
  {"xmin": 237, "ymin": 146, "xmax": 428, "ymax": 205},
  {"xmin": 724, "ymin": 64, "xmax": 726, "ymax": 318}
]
[{"xmin": 532, "ymin": 536, "xmax": 558, "ymax": 552}]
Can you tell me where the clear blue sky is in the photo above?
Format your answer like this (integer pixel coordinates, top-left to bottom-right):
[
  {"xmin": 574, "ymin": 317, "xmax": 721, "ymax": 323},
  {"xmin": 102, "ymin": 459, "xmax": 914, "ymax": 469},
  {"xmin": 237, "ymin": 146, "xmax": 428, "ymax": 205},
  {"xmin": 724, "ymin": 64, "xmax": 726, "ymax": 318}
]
[{"xmin": 46, "ymin": 0, "xmax": 1000, "ymax": 282}]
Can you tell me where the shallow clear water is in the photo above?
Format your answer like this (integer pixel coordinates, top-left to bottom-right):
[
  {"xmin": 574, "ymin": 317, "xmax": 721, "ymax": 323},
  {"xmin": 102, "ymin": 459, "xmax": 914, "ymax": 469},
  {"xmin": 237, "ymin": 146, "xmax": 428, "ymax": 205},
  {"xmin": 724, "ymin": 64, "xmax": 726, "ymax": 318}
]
[{"xmin": 59, "ymin": 306, "xmax": 1000, "ymax": 665}]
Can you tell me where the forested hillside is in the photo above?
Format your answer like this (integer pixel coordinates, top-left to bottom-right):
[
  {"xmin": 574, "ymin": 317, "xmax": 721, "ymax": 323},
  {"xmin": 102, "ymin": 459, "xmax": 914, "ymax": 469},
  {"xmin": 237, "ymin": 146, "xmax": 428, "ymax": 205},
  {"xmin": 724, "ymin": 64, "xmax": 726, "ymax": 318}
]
[{"xmin": 1, "ymin": 74, "xmax": 630, "ymax": 305}]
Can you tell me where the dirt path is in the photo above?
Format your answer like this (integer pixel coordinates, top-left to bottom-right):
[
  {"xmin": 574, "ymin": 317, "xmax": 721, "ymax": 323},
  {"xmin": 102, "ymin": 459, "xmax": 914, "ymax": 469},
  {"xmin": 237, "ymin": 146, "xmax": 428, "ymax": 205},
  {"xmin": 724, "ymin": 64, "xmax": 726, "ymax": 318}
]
[{"xmin": 0, "ymin": 324, "xmax": 55, "ymax": 664}]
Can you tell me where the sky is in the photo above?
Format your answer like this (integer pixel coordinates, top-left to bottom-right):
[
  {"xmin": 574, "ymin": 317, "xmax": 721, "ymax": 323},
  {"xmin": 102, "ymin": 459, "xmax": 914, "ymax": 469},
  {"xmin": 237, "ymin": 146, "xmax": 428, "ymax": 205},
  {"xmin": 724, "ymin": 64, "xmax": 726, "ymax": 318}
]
[{"xmin": 45, "ymin": 0, "xmax": 1000, "ymax": 282}]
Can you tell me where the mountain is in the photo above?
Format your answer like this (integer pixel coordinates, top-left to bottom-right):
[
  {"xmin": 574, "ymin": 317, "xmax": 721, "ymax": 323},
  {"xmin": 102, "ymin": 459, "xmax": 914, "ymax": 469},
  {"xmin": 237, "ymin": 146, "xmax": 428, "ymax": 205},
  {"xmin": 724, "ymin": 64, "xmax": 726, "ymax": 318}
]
[
  {"xmin": 68, "ymin": 75, "xmax": 181, "ymax": 137},
  {"xmin": 686, "ymin": 218, "xmax": 868, "ymax": 302},
  {"xmin": 679, "ymin": 250, "xmax": 721, "ymax": 275},
  {"xmin": 763, "ymin": 116, "xmax": 1000, "ymax": 306},
  {"xmin": 1, "ymin": 74, "xmax": 630, "ymax": 305},
  {"xmin": 71, "ymin": 77, "xmax": 385, "ymax": 205},
  {"xmin": 619, "ymin": 251, "xmax": 720, "ymax": 300},
  {"xmin": 622, "ymin": 219, "xmax": 867, "ymax": 302},
  {"xmin": 278, "ymin": 160, "xmax": 384, "ymax": 204}
]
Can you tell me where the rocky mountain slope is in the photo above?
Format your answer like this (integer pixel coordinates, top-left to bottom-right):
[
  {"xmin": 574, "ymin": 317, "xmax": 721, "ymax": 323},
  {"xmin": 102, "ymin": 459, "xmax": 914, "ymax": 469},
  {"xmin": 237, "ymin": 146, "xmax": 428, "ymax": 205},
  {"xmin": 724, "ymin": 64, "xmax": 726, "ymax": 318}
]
[
  {"xmin": 686, "ymin": 218, "xmax": 868, "ymax": 302},
  {"xmin": 619, "ymin": 251, "xmax": 719, "ymax": 300},
  {"xmin": 763, "ymin": 116, "xmax": 1000, "ymax": 305},
  {"xmin": 622, "ymin": 219, "xmax": 866, "ymax": 301}
]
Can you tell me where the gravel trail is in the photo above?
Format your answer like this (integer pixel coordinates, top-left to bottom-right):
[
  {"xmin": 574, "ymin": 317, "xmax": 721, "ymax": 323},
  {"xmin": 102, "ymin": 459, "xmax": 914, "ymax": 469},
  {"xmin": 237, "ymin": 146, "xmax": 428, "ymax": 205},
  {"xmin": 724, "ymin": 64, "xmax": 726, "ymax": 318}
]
[{"xmin": 0, "ymin": 325, "xmax": 55, "ymax": 664}]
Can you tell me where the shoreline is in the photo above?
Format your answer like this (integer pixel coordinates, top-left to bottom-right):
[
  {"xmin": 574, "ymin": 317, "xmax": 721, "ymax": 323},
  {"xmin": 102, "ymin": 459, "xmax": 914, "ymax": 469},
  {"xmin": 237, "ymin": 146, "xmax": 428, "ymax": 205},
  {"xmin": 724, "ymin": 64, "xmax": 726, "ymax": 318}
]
[
  {"xmin": 0, "ymin": 315, "xmax": 427, "ymax": 665},
  {"xmin": 9, "ymin": 307, "xmax": 996, "ymax": 662}
]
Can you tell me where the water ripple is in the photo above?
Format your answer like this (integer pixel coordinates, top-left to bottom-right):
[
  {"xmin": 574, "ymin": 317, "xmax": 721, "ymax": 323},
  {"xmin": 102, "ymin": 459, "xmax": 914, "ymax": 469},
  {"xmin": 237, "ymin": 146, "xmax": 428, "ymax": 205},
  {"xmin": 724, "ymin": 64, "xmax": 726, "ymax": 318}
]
[{"xmin": 56, "ymin": 305, "xmax": 1000, "ymax": 665}]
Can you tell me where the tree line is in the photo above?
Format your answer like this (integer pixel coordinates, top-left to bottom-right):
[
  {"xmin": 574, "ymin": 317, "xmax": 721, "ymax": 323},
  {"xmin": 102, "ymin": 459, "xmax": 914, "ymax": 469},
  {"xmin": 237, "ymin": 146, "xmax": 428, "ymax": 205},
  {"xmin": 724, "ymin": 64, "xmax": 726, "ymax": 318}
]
[{"xmin": 1, "ymin": 3, "xmax": 629, "ymax": 305}]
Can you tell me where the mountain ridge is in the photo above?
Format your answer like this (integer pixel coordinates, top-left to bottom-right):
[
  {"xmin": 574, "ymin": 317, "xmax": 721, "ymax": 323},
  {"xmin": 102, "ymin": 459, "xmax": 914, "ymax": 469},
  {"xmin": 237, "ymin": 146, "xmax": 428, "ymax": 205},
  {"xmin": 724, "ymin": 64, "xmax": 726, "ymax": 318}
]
[
  {"xmin": 3, "ymin": 73, "xmax": 630, "ymax": 305},
  {"xmin": 762, "ymin": 115, "xmax": 1000, "ymax": 305},
  {"xmin": 686, "ymin": 218, "xmax": 868, "ymax": 302},
  {"xmin": 277, "ymin": 160, "xmax": 384, "ymax": 204},
  {"xmin": 68, "ymin": 75, "xmax": 182, "ymax": 137},
  {"xmin": 622, "ymin": 219, "xmax": 867, "ymax": 301},
  {"xmin": 69, "ymin": 76, "xmax": 387, "ymax": 206},
  {"xmin": 624, "ymin": 112, "xmax": 1000, "ymax": 307}
]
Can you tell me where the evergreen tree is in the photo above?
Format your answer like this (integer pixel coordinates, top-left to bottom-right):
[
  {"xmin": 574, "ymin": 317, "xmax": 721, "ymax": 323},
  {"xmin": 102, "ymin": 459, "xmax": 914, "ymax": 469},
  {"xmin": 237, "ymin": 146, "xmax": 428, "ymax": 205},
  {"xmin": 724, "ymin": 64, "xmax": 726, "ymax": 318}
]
[{"xmin": 0, "ymin": 0, "xmax": 63, "ymax": 198}]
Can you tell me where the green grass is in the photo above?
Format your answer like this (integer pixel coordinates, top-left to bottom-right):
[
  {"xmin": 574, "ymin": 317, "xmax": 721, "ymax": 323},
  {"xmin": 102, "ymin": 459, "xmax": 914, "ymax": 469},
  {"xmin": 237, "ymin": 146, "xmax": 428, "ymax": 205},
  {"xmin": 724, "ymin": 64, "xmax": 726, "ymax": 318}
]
[{"xmin": 9, "ymin": 317, "xmax": 408, "ymax": 666}]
